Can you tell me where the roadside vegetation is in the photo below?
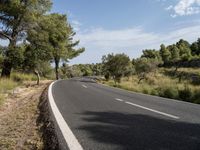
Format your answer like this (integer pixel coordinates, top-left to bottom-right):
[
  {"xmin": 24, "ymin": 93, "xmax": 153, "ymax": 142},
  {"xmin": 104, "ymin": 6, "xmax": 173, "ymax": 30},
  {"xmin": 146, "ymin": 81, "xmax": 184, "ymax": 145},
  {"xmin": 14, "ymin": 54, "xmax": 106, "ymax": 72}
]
[
  {"xmin": 0, "ymin": 0, "xmax": 84, "ymax": 104},
  {"xmin": 0, "ymin": 1, "xmax": 84, "ymax": 149},
  {"xmin": 0, "ymin": 81, "xmax": 51, "ymax": 149},
  {"xmin": 59, "ymin": 38, "xmax": 200, "ymax": 104},
  {"xmin": 103, "ymin": 68, "xmax": 200, "ymax": 104},
  {"xmin": 0, "ymin": 0, "xmax": 200, "ymax": 148}
]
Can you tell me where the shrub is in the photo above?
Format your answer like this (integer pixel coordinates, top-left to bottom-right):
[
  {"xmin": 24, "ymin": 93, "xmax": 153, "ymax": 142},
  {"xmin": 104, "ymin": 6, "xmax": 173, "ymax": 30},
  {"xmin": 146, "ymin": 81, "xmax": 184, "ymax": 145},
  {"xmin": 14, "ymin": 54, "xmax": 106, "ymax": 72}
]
[
  {"xmin": 178, "ymin": 85, "xmax": 193, "ymax": 102},
  {"xmin": 142, "ymin": 88, "xmax": 150, "ymax": 94},
  {"xmin": 150, "ymin": 89, "xmax": 159, "ymax": 96},
  {"xmin": 11, "ymin": 72, "xmax": 37, "ymax": 83},
  {"xmin": 159, "ymin": 87, "xmax": 178, "ymax": 99},
  {"xmin": 104, "ymin": 73, "xmax": 110, "ymax": 81},
  {"xmin": 193, "ymin": 91, "xmax": 200, "ymax": 104},
  {"xmin": 0, "ymin": 79, "xmax": 18, "ymax": 92}
]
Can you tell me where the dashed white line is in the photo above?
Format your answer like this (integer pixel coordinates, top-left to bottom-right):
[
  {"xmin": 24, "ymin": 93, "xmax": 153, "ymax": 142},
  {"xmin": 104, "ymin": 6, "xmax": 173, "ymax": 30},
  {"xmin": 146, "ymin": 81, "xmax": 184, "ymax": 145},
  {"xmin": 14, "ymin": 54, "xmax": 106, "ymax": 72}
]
[
  {"xmin": 115, "ymin": 98, "xmax": 124, "ymax": 102},
  {"xmin": 125, "ymin": 101, "xmax": 179, "ymax": 119},
  {"xmin": 82, "ymin": 85, "xmax": 87, "ymax": 88},
  {"xmin": 48, "ymin": 81, "xmax": 83, "ymax": 150}
]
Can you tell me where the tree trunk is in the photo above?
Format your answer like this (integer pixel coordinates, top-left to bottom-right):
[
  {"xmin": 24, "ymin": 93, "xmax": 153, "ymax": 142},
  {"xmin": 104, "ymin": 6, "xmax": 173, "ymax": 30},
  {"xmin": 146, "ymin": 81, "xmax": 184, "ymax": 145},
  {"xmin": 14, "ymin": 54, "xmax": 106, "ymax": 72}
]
[
  {"xmin": 34, "ymin": 70, "xmax": 40, "ymax": 85},
  {"xmin": 1, "ymin": 39, "xmax": 16, "ymax": 78},
  {"xmin": 55, "ymin": 59, "xmax": 59, "ymax": 80},
  {"xmin": 1, "ymin": 59, "xmax": 12, "ymax": 78},
  {"xmin": 138, "ymin": 77, "xmax": 145, "ymax": 84}
]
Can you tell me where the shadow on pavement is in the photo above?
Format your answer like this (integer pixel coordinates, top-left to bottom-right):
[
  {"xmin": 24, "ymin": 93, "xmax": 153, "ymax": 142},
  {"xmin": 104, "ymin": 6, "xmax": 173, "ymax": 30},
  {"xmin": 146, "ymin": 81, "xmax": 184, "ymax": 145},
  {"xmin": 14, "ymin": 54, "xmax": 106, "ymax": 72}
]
[{"xmin": 78, "ymin": 111, "xmax": 200, "ymax": 150}]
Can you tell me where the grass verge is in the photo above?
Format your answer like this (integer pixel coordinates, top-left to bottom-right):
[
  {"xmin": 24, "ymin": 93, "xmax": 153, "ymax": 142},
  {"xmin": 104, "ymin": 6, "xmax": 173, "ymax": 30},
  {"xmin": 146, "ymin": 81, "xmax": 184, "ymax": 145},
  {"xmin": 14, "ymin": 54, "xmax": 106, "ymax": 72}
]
[
  {"xmin": 0, "ymin": 81, "xmax": 51, "ymax": 150},
  {"xmin": 101, "ymin": 68, "xmax": 200, "ymax": 104}
]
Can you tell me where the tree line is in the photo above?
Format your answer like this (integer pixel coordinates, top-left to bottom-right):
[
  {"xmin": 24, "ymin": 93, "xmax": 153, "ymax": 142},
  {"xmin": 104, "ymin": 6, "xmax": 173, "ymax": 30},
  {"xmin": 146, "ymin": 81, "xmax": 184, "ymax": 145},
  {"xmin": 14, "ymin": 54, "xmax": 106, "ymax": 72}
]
[
  {"xmin": 0, "ymin": 0, "xmax": 84, "ymax": 84},
  {"xmin": 61, "ymin": 38, "xmax": 200, "ymax": 84}
]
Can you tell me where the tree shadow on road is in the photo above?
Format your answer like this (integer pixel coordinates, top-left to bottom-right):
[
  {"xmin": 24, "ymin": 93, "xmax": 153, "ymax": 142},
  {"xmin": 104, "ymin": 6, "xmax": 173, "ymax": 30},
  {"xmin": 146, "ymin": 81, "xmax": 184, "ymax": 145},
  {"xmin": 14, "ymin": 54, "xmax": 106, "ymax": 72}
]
[{"xmin": 78, "ymin": 111, "xmax": 200, "ymax": 150}]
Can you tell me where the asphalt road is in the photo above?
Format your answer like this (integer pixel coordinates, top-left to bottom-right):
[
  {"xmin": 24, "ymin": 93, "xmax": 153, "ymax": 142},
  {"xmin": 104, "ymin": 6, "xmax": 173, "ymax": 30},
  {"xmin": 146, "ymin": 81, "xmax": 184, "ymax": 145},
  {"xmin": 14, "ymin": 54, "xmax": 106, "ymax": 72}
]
[{"xmin": 51, "ymin": 78, "xmax": 200, "ymax": 150}]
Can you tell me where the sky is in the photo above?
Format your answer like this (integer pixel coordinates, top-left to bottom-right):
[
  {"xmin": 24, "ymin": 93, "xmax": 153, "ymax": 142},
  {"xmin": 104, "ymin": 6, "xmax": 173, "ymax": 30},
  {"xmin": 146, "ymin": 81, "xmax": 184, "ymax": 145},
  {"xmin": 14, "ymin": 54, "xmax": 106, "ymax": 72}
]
[{"xmin": 1, "ymin": 0, "xmax": 200, "ymax": 64}]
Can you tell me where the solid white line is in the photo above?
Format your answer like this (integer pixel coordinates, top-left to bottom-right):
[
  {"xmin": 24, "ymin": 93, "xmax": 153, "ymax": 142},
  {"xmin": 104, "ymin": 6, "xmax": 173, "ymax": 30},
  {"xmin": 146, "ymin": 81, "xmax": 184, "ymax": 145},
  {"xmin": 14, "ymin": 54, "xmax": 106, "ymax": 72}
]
[
  {"xmin": 48, "ymin": 81, "xmax": 83, "ymax": 150},
  {"xmin": 115, "ymin": 98, "xmax": 124, "ymax": 102},
  {"xmin": 82, "ymin": 85, "xmax": 87, "ymax": 88},
  {"xmin": 125, "ymin": 101, "xmax": 179, "ymax": 119}
]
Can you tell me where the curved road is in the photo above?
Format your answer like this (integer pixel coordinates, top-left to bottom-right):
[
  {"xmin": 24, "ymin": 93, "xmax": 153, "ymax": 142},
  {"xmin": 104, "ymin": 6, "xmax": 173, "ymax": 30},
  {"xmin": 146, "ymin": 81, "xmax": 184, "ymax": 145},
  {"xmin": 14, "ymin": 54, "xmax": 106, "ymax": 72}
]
[{"xmin": 50, "ymin": 78, "xmax": 200, "ymax": 150}]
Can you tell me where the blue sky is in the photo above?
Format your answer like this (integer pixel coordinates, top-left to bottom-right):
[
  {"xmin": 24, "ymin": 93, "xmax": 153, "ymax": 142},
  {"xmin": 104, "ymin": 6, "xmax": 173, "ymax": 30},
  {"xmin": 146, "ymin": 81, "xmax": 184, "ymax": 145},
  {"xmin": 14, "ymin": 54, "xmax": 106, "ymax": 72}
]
[
  {"xmin": 1, "ymin": 0, "xmax": 200, "ymax": 64},
  {"xmin": 51, "ymin": 0, "xmax": 200, "ymax": 64}
]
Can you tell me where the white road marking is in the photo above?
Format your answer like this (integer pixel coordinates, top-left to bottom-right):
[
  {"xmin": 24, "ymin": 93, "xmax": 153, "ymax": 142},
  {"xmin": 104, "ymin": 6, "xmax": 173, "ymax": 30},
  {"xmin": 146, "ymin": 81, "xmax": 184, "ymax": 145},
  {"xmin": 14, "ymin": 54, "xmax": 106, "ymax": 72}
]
[
  {"xmin": 125, "ymin": 101, "xmax": 179, "ymax": 119},
  {"xmin": 48, "ymin": 81, "xmax": 83, "ymax": 150},
  {"xmin": 82, "ymin": 85, "xmax": 87, "ymax": 88},
  {"xmin": 115, "ymin": 98, "xmax": 124, "ymax": 102}
]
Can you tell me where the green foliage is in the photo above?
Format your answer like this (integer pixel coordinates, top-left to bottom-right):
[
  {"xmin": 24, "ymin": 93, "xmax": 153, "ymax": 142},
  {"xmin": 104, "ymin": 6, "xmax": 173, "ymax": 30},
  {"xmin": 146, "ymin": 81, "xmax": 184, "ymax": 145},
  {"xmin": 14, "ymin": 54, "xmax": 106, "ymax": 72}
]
[
  {"xmin": 104, "ymin": 73, "xmax": 110, "ymax": 81},
  {"xmin": 102, "ymin": 67, "xmax": 200, "ymax": 104},
  {"xmin": 102, "ymin": 53, "xmax": 131, "ymax": 84},
  {"xmin": 0, "ymin": 79, "xmax": 18, "ymax": 92},
  {"xmin": 168, "ymin": 45, "xmax": 180, "ymax": 62},
  {"xmin": 160, "ymin": 44, "xmax": 171, "ymax": 64},
  {"xmin": 141, "ymin": 49, "xmax": 161, "ymax": 61},
  {"xmin": 91, "ymin": 63, "xmax": 103, "ymax": 76},
  {"xmin": 178, "ymin": 84, "xmax": 193, "ymax": 102},
  {"xmin": 193, "ymin": 91, "xmax": 200, "ymax": 104},
  {"xmin": 159, "ymin": 87, "xmax": 178, "ymax": 99},
  {"xmin": 134, "ymin": 58, "xmax": 158, "ymax": 83},
  {"xmin": 28, "ymin": 13, "xmax": 84, "ymax": 79},
  {"xmin": 0, "ymin": 0, "xmax": 52, "ymax": 77},
  {"xmin": 135, "ymin": 58, "xmax": 158, "ymax": 84},
  {"xmin": 11, "ymin": 72, "xmax": 37, "ymax": 83},
  {"xmin": 176, "ymin": 39, "xmax": 192, "ymax": 61},
  {"xmin": 191, "ymin": 38, "xmax": 200, "ymax": 56}
]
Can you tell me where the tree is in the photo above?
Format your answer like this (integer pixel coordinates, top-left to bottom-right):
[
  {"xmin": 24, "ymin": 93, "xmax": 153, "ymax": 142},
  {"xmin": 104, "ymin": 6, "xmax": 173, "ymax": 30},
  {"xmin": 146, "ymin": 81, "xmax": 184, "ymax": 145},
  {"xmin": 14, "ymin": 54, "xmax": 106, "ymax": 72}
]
[
  {"xmin": 92, "ymin": 63, "xmax": 103, "ymax": 76},
  {"xmin": 134, "ymin": 58, "xmax": 157, "ymax": 84},
  {"xmin": 102, "ymin": 53, "xmax": 130, "ymax": 84},
  {"xmin": 141, "ymin": 49, "xmax": 161, "ymax": 61},
  {"xmin": 0, "ymin": 45, "xmax": 5, "ymax": 68},
  {"xmin": 176, "ymin": 39, "xmax": 191, "ymax": 61},
  {"xmin": 191, "ymin": 38, "xmax": 200, "ymax": 56},
  {"xmin": 27, "ymin": 14, "xmax": 84, "ymax": 80},
  {"xmin": 169, "ymin": 45, "xmax": 180, "ymax": 62},
  {"xmin": 22, "ymin": 44, "xmax": 51, "ymax": 85},
  {"xmin": 0, "ymin": 0, "xmax": 52, "ymax": 77},
  {"xmin": 60, "ymin": 63, "xmax": 73, "ymax": 78},
  {"xmin": 124, "ymin": 62, "xmax": 134, "ymax": 80},
  {"xmin": 46, "ymin": 14, "xmax": 84, "ymax": 79},
  {"xmin": 25, "ymin": 14, "xmax": 55, "ymax": 84},
  {"xmin": 78, "ymin": 64, "xmax": 92, "ymax": 76},
  {"xmin": 160, "ymin": 44, "xmax": 171, "ymax": 65}
]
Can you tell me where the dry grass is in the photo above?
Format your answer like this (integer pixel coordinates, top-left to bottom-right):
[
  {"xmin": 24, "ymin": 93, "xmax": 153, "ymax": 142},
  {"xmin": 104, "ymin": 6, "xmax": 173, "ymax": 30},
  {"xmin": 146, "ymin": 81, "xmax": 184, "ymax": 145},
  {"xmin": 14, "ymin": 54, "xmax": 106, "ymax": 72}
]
[
  {"xmin": 0, "ymin": 81, "xmax": 51, "ymax": 150},
  {"xmin": 102, "ymin": 68, "xmax": 200, "ymax": 103},
  {"xmin": 0, "ymin": 79, "xmax": 18, "ymax": 92}
]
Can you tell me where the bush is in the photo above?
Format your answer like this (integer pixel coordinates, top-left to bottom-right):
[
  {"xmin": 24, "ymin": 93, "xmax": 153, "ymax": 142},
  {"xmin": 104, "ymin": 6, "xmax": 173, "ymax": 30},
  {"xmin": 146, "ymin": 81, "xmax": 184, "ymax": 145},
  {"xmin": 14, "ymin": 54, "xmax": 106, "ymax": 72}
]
[
  {"xmin": 142, "ymin": 88, "xmax": 150, "ymax": 94},
  {"xmin": 0, "ymin": 79, "xmax": 18, "ymax": 92},
  {"xmin": 150, "ymin": 89, "xmax": 159, "ymax": 96},
  {"xmin": 104, "ymin": 73, "xmax": 110, "ymax": 81},
  {"xmin": 11, "ymin": 72, "xmax": 37, "ymax": 83},
  {"xmin": 178, "ymin": 85, "xmax": 193, "ymax": 102},
  {"xmin": 159, "ymin": 87, "xmax": 178, "ymax": 99},
  {"xmin": 193, "ymin": 91, "xmax": 200, "ymax": 104}
]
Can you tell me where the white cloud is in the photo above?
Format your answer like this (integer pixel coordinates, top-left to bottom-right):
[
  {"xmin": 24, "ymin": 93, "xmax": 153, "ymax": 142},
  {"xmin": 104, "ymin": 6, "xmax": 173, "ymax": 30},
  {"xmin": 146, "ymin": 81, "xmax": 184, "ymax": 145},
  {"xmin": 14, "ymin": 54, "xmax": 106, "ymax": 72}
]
[
  {"xmin": 70, "ymin": 24, "xmax": 200, "ymax": 64},
  {"xmin": 71, "ymin": 20, "xmax": 82, "ymax": 32},
  {"xmin": 167, "ymin": 0, "xmax": 200, "ymax": 17},
  {"xmin": 165, "ymin": 5, "xmax": 173, "ymax": 10},
  {"xmin": 76, "ymin": 27, "xmax": 158, "ymax": 49}
]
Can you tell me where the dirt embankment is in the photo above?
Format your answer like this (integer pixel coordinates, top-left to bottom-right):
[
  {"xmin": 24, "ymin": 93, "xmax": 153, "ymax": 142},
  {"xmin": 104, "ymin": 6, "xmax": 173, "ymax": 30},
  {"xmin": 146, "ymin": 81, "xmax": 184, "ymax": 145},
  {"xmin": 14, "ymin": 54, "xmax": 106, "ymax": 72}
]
[{"xmin": 0, "ymin": 80, "xmax": 59, "ymax": 150}]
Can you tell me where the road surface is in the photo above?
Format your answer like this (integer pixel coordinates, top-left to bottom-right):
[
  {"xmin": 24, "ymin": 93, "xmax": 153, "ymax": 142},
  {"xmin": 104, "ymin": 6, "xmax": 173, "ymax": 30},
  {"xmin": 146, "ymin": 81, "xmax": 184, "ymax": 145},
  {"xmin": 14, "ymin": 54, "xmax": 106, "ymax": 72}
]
[{"xmin": 50, "ymin": 78, "xmax": 200, "ymax": 150}]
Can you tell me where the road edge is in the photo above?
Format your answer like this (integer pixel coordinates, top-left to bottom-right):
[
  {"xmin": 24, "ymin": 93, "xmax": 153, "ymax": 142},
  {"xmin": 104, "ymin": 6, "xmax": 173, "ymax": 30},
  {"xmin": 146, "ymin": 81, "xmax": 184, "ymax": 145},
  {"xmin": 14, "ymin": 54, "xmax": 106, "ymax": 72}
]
[{"xmin": 48, "ymin": 80, "xmax": 83, "ymax": 150}]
